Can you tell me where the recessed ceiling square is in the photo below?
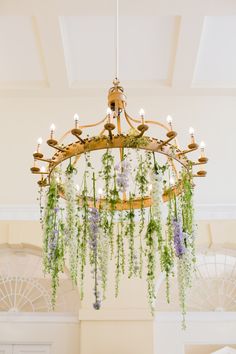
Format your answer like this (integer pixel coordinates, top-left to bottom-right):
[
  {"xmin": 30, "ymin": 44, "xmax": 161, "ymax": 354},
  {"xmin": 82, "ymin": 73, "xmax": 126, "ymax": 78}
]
[
  {"xmin": 193, "ymin": 16, "xmax": 236, "ymax": 88},
  {"xmin": 0, "ymin": 16, "xmax": 47, "ymax": 88},
  {"xmin": 60, "ymin": 15, "xmax": 179, "ymax": 87}
]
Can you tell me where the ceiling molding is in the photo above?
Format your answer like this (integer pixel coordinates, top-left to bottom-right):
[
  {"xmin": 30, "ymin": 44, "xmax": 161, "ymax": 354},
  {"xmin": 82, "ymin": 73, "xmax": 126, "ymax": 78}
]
[
  {"xmin": 0, "ymin": 312, "xmax": 78, "ymax": 323},
  {"xmin": 155, "ymin": 311, "xmax": 236, "ymax": 323},
  {"xmin": 0, "ymin": 204, "xmax": 235, "ymax": 221},
  {"xmin": 195, "ymin": 204, "xmax": 236, "ymax": 220},
  {"xmin": 79, "ymin": 308, "xmax": 152, "ymax": 321},
  {"xmin": 0, "ymin": 205, "xmax": 39, "ymax": 220}
]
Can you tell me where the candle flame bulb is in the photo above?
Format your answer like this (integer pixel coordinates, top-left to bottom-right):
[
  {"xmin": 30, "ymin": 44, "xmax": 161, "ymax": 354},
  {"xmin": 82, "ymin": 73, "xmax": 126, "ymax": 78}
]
[
  {"xmin": 98, "ymin": 188, "xmax": 103, "ymax": 196},
  {"xmin": 200, "ymin": 141, "xmax": 206, "ymax": 157},
  {"xmin": 50, "ymin": 124, "xmax": 55, "ymax": 139},
  {"xmin": 139, "ymin": 108, "xmax": 145, "ymax": 124},
  {"xmin": 74, "ymin": 113, "xmax": 79, "ymax": 129},
  {"xmin": 107, "ymin": 107, "xmax": 113, "ymax": 123},
  {"xmin": 40, "ymin": 166, "xmax": 46, "ymax": 173},
  {"xmin": 37, "ymin": 137, "xmax": 43, "ymax": 145},
  {"xmin": 189, "ymin": 127, "xmax": 194, "ymax": 136},
  {"xmin": 148, "ymin": 184, "xmax": 153, "ymax": 192},
  {"xmin": 76, "ymin": 184, "xmax": 80, "ymax": 192},
  {"xmin": 189, "ymin": 127, "xmax": 195, "ymax": 144},
  {"xmin": 200, "ymin": 141, "xmax": 205, "ymax": 149},
  {"xmin": 37, "ymin": 137, "xmax": 42, "ymax": 152},
  {"xmin": 166, "ymin": 115, "xmax": 173, "ymax": 129},
  {"xmin": 169, "ymin": 177, "xmax": 175, "ymax": 186},
  {"xmin": 139, "ymin": 108, "xmax": 145, "ymax": 116},
  {"xmin": 107, "ymin": 107, "xmax": 112, "ymax": 115}
]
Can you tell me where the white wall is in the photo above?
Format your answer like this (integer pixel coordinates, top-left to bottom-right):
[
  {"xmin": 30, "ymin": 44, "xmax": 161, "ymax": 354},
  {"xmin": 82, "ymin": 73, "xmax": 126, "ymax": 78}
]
[
  {"xmin": 0, "ymin": 314, "xmax": 79, "ymax": 354},
  {"xmin": 155, "ymin": 313, "xmax": 236, "ymax": 354},
  {"xmin": 80, "ymin": 320, "xmax": 153, "ymax": 354}
]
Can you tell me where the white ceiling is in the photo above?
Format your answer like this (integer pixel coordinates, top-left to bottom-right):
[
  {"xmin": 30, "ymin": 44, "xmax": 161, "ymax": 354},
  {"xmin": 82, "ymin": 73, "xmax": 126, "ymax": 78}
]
[
  {"xmin": 193, "ymin": 17, "xmax": 236, "ymax": 88},
  {"xmin": 0, "ymin": 0, "xmax": 236, "ymax": 96}
]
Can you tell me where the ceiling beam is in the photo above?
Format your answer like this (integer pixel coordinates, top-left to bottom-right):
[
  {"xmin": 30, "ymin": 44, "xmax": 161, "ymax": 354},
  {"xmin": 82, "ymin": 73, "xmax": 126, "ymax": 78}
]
[
  {"xmin": 171, "ymin": 16, "xmax": 205, "ymax": 89},
  {"xmin": 34, "ymin": 14, "xmax": 69, "ymax": 89},
  {"xmin": 2, "ymin": 0, "xmax": 236, "ymax": 16}
]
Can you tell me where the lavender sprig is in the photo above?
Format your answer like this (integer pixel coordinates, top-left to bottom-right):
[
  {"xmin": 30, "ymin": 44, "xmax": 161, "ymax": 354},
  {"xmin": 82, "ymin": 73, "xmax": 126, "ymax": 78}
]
[
  {"xmin": 173, "ymin": 219, "xmax": 186, "ymax": 257},
  {"xmin": 115, "ymin": 159, "xmax": 131, "ymax": 193}
]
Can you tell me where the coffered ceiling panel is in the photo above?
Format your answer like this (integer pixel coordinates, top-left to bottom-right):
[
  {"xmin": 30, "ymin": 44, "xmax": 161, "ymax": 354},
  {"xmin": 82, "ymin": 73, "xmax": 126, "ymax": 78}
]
[
  {"xmin": 0, "ymin": 16, "xmax": 47, "ymax": 88},
  {"xmin": 193, "ymin": 16, "xmax": 236, "ymax": 87},
  {"xmin": 60, "ymin": 16, "xmax": 179, "ymax": 87}
]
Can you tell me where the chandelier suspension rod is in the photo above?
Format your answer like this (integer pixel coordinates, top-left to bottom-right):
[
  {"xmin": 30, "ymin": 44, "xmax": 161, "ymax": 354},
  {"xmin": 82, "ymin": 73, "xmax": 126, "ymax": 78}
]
[{"xmin": 115, "ymin": 0, "xmax": 119, "ymax": 80}]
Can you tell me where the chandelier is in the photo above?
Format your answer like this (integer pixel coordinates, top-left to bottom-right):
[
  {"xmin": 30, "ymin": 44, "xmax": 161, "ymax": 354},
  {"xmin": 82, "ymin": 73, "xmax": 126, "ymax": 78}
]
[{"xmin": 31, "ymin": 0, "xmax": 207, "ymax": 328}]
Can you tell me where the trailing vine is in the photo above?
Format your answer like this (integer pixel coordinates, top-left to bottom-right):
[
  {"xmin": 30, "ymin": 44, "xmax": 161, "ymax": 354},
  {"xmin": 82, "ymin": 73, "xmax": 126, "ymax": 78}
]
[
  {"xmin": 145, "ymin": 210, "xmax": 159, "ymax": 314},
  {"xmin": 43, "ymin": 175, "xmax": 65, "ymax": 307},
  {"xmin": 40, "ymin": 146, "xmax": 196, "ymax": 329},
  {"xmin": 125, "ymin": 193, "xmax": 135, "ymax": 278},
  {"xmin": 65, "ymin": 161, "xmax": 78, "ymax": 285},
  {"xmin": 100, "ymin": 149, "xmax": 116, "ymax": 256}
]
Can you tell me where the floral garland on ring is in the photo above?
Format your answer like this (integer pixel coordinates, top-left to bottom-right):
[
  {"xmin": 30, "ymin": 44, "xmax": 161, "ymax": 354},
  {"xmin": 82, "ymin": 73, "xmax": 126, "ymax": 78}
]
[{"xmin": 41, "ymin": 148, "xmax": 195, "ymax": 328}]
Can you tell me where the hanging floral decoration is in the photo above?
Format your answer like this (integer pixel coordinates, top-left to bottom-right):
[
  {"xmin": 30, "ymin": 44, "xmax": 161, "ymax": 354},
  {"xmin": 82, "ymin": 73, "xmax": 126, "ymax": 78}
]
[
  {"xmin": 40, "ymin": 144, "xmax": 196, "ymax": 327},
  {"xmin": 31, "ymin": 79, "xmax": 207, "ymax": 328}
]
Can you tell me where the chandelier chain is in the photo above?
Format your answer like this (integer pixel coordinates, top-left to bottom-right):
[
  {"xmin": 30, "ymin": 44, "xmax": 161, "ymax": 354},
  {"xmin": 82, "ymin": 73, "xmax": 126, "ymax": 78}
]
[{"xmin": 115, "ymin": 0, "xmax": 119, "ymax": 80}]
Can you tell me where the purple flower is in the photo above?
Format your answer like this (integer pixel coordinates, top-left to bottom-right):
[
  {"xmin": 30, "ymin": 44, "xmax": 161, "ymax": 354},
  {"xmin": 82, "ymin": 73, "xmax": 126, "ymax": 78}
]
[
  {"xmin": 173, "ymin": 219, "xmax": 186, "ymax": 257},
  {"xmin": 89, "ymin": 208, "xmax": 100, "ymax": 251},
  {"xmin": 49, "ymin": 238, "xmax": 57, "ymax": 250},
  {"xmin": 54, "ymin": 207, "xmax": 60, "ymax": 213},
  {"xmin": 116, "ymin": 159, "xmax": 131, "ymax": 193},
  {"xmin": 93, "ymin": 300, "xmax": 101, "ymax": 310}
]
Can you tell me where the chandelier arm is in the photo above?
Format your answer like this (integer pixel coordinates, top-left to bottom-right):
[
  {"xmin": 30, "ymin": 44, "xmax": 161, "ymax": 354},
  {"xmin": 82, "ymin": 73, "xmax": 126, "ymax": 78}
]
[
  {"xmin": 145, "ymin": 120, "xmax": 170, "ymax": 131},
  {"xmin": 117, "ymin": 114, "xmax": 122, "ymax": 135},
  {"xmin": 124, "ymin": 111, "xmax": 141, "ymax": 125},
  {"xmin": 48, "ymin": 143, "xmax": 66, "ymax": 153},
  {"xmin": 99, "ymin": 128, "xmax": 106, "ymax": 136},
  {"xmin": 192, "ymin": 161, "xmax": 207, "ymax": 166},
  {"xmin": 124, "ymin": 111, "xmax": 137, "ymax": 130},
  {"xmin": 72, "ymin": 153, "xmax": 82, "ymax": 166},
  {"xmin": 116, "ymin": 114, "xmax": 123, "ymax": 161},
  {"xmin": 125, "ymin": 111, "xmax": 170, "ymax": 131},
  {"xmin": 34, "ymin": 157, "xmax": 52, "ymax": 163},
  {"xmin": 57, "ymin": 117, "xmax": 108, "ymax": 146},
  {"xmin": 168, "ymin": 157, "xmax": 179, "ymax": 180},
  {"xmin": 157, "ymin": 132, "xmax": 177, "ymax": 150},
  {"xmin": 116, "ymin": 114, "xmax": 127, "ymax": 200},
  {"xmin": 80, "ymin": 116, "xmax": 108, "ymax": 129},
  {"xmin": 33, "ymin": 171, "xmax": 48, "ymax": 175},
  {"xmin": 177, "ymin": 146, "xmax": 198, "ymax": 156}
]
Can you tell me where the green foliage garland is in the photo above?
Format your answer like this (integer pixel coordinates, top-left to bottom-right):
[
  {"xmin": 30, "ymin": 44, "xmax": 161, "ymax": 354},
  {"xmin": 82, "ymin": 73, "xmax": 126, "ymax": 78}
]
[
  {"xmin": 43, "ymin": 175, "xmax": 65, "ymax": 307},
  {"xmin": 41, "ymin": 147, "xmax": 196, "ymax": 328}
]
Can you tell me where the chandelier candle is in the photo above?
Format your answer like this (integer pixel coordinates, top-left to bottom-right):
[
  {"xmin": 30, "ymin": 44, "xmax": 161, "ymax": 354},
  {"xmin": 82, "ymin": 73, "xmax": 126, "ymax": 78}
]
[
  {"xmin": 139, "ymin": 108, "xmax": 145, "ymax": 125},
  {"xmin": 74, "ymin": 113, "xmax": 79, "ymax": 129},
  {"xmin": 37, "ymin": 137, "xmax": 42, "ymax": 153},
  {"xmin": 50, "ymin": 124, "xmax": 55, "ymax": 140}
]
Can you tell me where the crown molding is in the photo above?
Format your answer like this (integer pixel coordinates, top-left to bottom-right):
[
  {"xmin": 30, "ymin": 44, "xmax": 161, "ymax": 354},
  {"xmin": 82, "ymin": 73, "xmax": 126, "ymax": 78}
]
[
  {"xmin": 195, "ymin": 204, "xmax": 236, "ymax": 220},
  {"xmin": 0, "ymin": 204, "xmax": 235, "ymax": 221},
  {"xmin": 155, "ymin": 312, "xmax": 236, "ymax": 323},
  {"xmin": 0, "ymin": 312, "xmax": 78, "ymax": 323},
  {"xmin": 0, "ymin": 205, "xmax": 39, "ymax": 220}
]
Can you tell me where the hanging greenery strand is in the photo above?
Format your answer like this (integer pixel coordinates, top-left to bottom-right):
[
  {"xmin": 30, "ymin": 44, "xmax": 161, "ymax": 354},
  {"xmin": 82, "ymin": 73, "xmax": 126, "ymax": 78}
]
[{"xmin": 40, "ymin": 146, "xmax": 196, "ymax": 328}]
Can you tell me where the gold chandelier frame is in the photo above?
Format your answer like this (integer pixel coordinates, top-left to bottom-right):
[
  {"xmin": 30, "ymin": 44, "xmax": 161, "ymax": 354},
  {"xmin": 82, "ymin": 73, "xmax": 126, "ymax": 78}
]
[{"xmin": 31, "ymin": 79, "xmax": 208, "ymax": 210}]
